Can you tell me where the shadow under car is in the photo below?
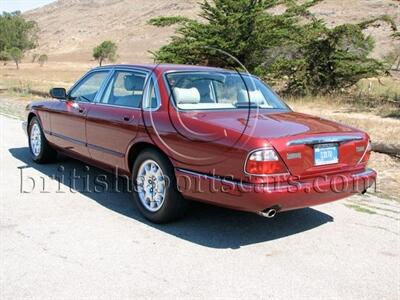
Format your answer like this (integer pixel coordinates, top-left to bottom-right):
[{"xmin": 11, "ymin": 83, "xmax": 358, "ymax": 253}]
[{"xmin": 9, "ymin": 147, "xmax": 334, "ymax": 249}]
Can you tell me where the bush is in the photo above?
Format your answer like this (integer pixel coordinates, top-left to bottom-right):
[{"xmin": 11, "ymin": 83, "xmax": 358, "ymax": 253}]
[
  {"xmin": 0, "ymin": 50, "xmax": 11, "ymax": 65},
  {"xmin": 147, "ymin": 16, "xmax": 191, "ymax": 27},
  {"xmin": 38, "ymin": 54, "xmax": 48, "ymax": 66}
]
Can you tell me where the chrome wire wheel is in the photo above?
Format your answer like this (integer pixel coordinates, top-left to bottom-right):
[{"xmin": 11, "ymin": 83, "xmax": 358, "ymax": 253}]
[
  {"xmin": 136, "ymin": 159, "xmax": 167, "ymax": 212},
  {"xmin": 30, "ymin": 123, "xmax": 42, "ymax": 157}
]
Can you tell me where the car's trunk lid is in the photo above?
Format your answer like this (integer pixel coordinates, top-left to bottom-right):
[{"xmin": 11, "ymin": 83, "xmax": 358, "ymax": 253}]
[
  {"xmin": 178, "ymin": 110, "xmax": 369, "ymax": 177},
  {"xmin": 259, "ymin": 112, "xmax": 369, "ymax": 177}
]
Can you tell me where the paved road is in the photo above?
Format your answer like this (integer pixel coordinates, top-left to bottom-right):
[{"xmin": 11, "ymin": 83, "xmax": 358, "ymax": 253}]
[{"xmin": 1, "ymin": 115, "xmax": 399, "ymax": 299}]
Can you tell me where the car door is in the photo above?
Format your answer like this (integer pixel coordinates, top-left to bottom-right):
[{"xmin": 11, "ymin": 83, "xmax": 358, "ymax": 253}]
[
  {"xmin": 85, "ymin": 69, "xmax": 148, "ymax": 170},
  {"xmin": 50, "ymin": 70, "xmax": 111, "ymax": 158}
]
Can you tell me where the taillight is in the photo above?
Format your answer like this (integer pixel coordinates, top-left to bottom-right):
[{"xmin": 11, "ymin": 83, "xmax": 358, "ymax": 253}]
[
  {"xmin": 358, "ymin": 140, "xmax": 372, "ymax": 164},
  {"xmin": 245, "ymin": 148, "xmax": 289, "ymax": 175}
]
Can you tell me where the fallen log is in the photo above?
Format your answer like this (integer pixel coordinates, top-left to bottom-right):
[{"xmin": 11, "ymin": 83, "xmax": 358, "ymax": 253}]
[
  {"xmin": 372, "ymin": 142, "xmax": 400, "ymax": 157},
  {"xmin": 11, "ymin": 87, "xmax": 49, "ymax": 98}
]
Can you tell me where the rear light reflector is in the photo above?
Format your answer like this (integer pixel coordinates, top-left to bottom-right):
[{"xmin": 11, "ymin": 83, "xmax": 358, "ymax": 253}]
[{"xmin": 245, "ymin": 149, "xmax": 289, "ymax": 175}]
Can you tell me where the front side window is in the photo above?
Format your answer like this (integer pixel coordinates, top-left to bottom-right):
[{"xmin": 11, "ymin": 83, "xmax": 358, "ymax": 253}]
[
  {"xmin": 166, "ymin": 71, "xmax": 289, "ymax": 110},
  {"xmin": 69, "ymin": 71, "xmax": 109, "ymax": 102},
  {"xmin": 100, "ymin": 71, "xmax": 146, "ymax": 108}
]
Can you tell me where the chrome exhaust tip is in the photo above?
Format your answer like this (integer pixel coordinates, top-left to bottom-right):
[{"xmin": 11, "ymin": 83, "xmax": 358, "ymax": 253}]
[{"xmin": 258, "ymin": 206, "xmax": 280, "ymax": 218}]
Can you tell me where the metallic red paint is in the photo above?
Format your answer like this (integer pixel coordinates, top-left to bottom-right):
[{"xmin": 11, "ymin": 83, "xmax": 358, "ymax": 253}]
[{"xmin": 26, "ymin": 64, "xmax": 376, "ymax": 214}]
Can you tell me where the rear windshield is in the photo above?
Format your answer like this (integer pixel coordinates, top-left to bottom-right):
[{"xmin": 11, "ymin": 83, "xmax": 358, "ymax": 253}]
[{"xmin": 165, "ymin": 71, "xmax": 289, "ymax": 111}]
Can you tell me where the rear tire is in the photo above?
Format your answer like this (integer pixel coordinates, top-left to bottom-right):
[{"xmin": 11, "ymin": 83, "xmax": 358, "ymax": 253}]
[
  {"xmin": 132, "ymin": 148, "xmax": 187, "ymax": 223},
  {"xmin": 28, "ymin": 116, "xmax": 57, "ymax": 163}
]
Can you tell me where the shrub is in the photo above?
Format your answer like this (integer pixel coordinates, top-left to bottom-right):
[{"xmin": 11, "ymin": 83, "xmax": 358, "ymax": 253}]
[
  {"xmin": 38, "ymin": 54, "xmax": 48, "ymax": 66},
  {"xmin": 0, "ymin": 50, "xmax": 11, "ymax": 65}
]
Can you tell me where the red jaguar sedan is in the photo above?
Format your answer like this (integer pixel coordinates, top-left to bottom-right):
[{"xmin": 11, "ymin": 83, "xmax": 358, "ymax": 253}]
[{"xmin": 23, "ymin": 64, "xmax": 376, "ymax": 223}]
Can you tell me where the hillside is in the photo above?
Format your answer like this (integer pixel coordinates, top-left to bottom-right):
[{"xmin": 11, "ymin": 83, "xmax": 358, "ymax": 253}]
[
  {"xmin": 24, "ymin": 0, "xmax": 200, "ymax": 63},
  {"xmin": 25, "ymin": 0, "xmax": 400, "ymax": 63}
]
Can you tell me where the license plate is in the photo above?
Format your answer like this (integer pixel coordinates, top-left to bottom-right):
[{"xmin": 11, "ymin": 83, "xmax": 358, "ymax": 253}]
[{"xmin": 314, "ymin": 143, "xmax": 338, "ymax": 166}]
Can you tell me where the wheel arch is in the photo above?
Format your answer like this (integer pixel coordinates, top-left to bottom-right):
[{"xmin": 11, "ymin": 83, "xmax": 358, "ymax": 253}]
[
  {"xmin": 27, "ymin": 112, "xmax": 38, "ymax": 125},
  {"xmin": 126, "ymin": 142, "xmax": 173, "ymax": 174}
]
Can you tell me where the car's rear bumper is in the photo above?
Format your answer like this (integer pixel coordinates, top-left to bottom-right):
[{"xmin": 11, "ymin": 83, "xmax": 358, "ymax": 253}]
[
  {"xmin": 22, "ymin": 121, "xmax": 28, "ymax": 136},
  {"xmin": 175, "ymin": 168, "xmax": 376, "ymax": 213}
]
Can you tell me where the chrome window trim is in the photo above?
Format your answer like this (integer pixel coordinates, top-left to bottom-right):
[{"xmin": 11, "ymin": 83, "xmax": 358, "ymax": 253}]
[
  {"xmin": 142, "ymin": 72, "xmax": 162, "ymax": 111},
  {"xmin": 162, "ymin": 70, "xmax": 291, "ymax": 113},
  {"xmin": 92, "ymin": 67, "xmax": 161, "ymax": 111},
  {"xmin": 286, "ymin": 135, "xmax": 364, "ymax": 146},
  {"xmin": 91, "ymin": 102, "xmax": 144, "ymax": 111},
  {"xmin": 243, "ymin": 147, "xmax": 291, "ymax": 177}
]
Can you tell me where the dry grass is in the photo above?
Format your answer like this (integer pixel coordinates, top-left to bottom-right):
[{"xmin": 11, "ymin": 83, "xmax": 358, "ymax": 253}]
[
  {"xmin": 286, "ymin": 95, "xmax": 400, "ymax": 147},
  {"xmin": 357, "ymin": 77, "xmax": 400, "ymax": 101},
  {"xmin": 287, "ymin": 96, "xmax": 400, "ymax": 201},
  {"xmin": 0, "ymin": 62, "xmax": 91, "ymax": 93},
  {"xmin": 368, "ymin": 152, "xmax": 400, "ymax": 201},
  {"xmin": 1, "ymin": 63, "xmax": 399, "ymax": 201}
]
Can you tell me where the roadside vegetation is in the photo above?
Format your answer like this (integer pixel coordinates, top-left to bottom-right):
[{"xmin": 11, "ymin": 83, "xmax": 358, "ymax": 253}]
[{"xmin": 0, "ymin": 11, "xmax": 38, "ymax": 69}]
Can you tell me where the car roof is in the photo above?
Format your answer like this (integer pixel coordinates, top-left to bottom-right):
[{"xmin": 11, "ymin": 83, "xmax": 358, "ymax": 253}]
[{"xmin": 94, "ymin": 63, "xmax": 237, "ymax": 73}]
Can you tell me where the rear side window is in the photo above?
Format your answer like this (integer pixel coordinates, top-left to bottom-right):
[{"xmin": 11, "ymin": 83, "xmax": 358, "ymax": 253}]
[
  {"xmin": 100, "ymin": 71, "xmax": 146, "ymax": 108},
  {"xmin": 142, "ymin": 78, "xmax": 160, "ymax": 110},
  {"xmin": 69, "ymin": 71, "xmax": 109, "ymax": 102}
]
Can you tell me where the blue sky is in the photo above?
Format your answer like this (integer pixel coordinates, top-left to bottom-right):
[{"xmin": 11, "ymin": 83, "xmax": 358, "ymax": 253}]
[{"xmin": 1, "ymin": 0, "xmax": 55, "ymax": 13}]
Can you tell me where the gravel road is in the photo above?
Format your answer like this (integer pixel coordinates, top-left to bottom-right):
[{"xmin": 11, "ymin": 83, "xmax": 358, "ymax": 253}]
[{"xmin": 0, "ymin": 115, "xmax": 399, "ymax": 299}]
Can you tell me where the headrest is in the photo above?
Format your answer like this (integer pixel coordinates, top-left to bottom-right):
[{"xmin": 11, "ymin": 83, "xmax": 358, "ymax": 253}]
[
  {"xmin": 237, "ymin": 89, "xmax": 265, "ymax": 104},
  {"xmin": 174, "ymin": 87, "xmax": 200, "ymax": 104},
  {"xmin": 124, "ymin": 74, "xmax": 145, "ymax": 91}
]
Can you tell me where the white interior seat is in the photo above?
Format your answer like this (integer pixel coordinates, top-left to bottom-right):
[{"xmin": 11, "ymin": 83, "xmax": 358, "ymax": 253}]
[
  {"xmin": 174, "ymin": 87, "xmax": 201, "ymax": 104},
  {"xmin": 237, "ymin": 89, "xmax": 265, "ymax": 104}
]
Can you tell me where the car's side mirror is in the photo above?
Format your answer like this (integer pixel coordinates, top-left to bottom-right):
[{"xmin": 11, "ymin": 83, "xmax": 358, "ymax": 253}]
[{"xmin": 49, "ymin": 87, "xmax": 67, "ymax": 100}]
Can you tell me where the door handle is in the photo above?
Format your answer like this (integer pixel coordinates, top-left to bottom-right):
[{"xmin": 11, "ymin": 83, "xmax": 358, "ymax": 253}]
[
  {"xmin": 123, "ymin": 115, "xmax": 134, "ymax": 122},
  {"xmin": 71, "ymin": 102, "xmax": 85, "ymax": 113}
]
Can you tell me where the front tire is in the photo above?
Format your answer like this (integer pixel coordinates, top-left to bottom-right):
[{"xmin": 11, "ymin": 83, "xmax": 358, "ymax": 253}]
[
  {"xmin": 28, "ymin": 117, "xmax": 57, "ymax": 163},
  {"xmin": 132, "ymin": 148, "xmax": 187, "ymax": 223}
]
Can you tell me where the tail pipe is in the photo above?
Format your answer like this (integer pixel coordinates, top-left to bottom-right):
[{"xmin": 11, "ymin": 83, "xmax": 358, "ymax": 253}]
[{"xmin": 257, "ymin": 206, "xmax": 281, "ymax": 218}]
